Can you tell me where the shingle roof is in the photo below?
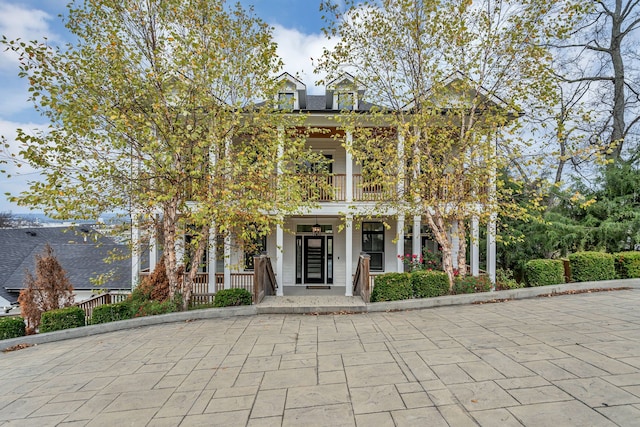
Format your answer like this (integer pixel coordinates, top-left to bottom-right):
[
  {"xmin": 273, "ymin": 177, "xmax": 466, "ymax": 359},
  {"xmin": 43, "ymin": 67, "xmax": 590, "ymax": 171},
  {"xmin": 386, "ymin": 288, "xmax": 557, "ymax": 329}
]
[{"xmin": 0, "ymin": 226, "xmax": 131, "ymax": 304}]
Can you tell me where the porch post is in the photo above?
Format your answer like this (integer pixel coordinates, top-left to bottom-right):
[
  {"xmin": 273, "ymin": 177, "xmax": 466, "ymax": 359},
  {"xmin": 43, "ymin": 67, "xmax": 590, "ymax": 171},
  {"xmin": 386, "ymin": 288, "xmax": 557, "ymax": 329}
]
[
  {"xmin": 451, "ymin": 221, "xmax": 459, "ymax": 269},
  {"xmin": 412, "ymin": 215, "xmax": 421, "ymax": 257},
  {"xmin": 131, "ymin": 212, "xmax": 140, "ymax": 289},
  {"xmin": 471, "ymin": 216, "xmax": 480, "ymax": 276},
  {"xmin": 396, "ymin": 214, "xmax": 405, "ymax": 272},
  {"xmin": 276, "ymin": 223, "xmax": 284, "ymax": 296},
  {"xmin": 345, "ymin": 214, "xmax": 353, "ymax": 296},
  {"xmin": 345, "ymin": 131, "xmax": 353, "ymax": 203},
  {"xmin": 223, "ymin": 232, "xmax": 231, "ymax": 290},
  {"xmin": 149, "ymin": 216, "xmax": 158, "ymax": 272},
  {"xmin": 208, "ymin": 226, "xmax": 216, "ymax": 293},
  {"xmin": 487, "ymin": 217, "xmax": 497, "ymax": 289}
]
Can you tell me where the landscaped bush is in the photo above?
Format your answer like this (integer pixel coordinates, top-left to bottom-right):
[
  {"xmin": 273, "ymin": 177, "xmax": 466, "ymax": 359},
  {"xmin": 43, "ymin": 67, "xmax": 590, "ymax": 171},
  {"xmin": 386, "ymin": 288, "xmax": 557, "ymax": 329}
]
[
  {"xmin": 452, "ymin": 275, "xmax": 491, "ymax": 294},
  {"xmin": 614, "ymin": 252, "xmax": 640, "ymax": 279},
  {"xmin": 568, "ymin": 252, "xmax": 615, "ymax": 282},
  {"xmin": 39, "ymin": 306, "xmax": 85, "ymax": 333},
  {"xmin": 0, "ymin": 317, "xmax": 26, "ymax": 339},
  {"xmin": 524, "ymin": 259, "xmax": 565, "ymax": 287},
  {"xmin": 91, "ymin": 301, "xmax": 133, "ymax": 324},
  {"xmin": 411, "ymin": 270, "xmax": 450, "ymax": 298},
  {"xmin": 213, "ymin": 288, "xmax": 253, "ymax": 307},
  {"xmin": 133, "ymin": 299, "xmax": 179, "ymax": 317},
  {"xmin": 370, "ymin": 273, "xmax": 412, "ymax": 302},
  {"xmin": 495, "ymin": 268, "xmax": 524, "ymax": 290}
]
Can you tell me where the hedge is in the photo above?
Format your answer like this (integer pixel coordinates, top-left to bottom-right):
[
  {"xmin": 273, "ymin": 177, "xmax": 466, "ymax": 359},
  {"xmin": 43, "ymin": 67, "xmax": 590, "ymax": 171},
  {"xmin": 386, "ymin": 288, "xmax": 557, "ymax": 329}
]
[
  {"xmin": 411, "ymin": 270, "xmax": 450, "ymax": 298},
  {"xmin": 213, "ymin": 288, "xmax": 253, "ymax": 307},
  {"xmin": 568, "ymin": 252, "xmax": 615, "ymax": 282},
  {"xmin": 614, "ymin": 251, "xmax": 640, "ymax": 279},
  {"xmin": 0, "ymin": 317, "xmax": 26, "ymax": 339},
  {"xmin": 524, "ymin": 259, "xmax": 565, "ymax": 287},
  {"xmin": 370, "ymin": 273, "xmax": 412, "ymax": 302},
  {"xmin": 452, "ymin": 275, "xmax": 491, "ymax": 294},
  {"xmin": 91, "ymin": 301, "xmax": 133, "ymax": 324},
  {"xmin": 40, "ymin": 306, "xmax": 85, "ymax": 333}
]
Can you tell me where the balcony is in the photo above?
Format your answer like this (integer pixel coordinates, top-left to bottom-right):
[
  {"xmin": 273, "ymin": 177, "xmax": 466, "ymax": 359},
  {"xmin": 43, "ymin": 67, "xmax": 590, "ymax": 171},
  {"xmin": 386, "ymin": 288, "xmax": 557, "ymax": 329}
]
[{"xmin": 300, "ymin": 174, "xmax": 400, "ymax": 202}]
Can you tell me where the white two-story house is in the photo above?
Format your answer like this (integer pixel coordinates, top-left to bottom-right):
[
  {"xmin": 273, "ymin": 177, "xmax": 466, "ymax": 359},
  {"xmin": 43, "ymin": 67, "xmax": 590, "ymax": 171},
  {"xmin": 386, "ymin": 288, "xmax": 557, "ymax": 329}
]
[{"xmin": 133, "ymin": 72, "xmax": 495, "ymax": 298}]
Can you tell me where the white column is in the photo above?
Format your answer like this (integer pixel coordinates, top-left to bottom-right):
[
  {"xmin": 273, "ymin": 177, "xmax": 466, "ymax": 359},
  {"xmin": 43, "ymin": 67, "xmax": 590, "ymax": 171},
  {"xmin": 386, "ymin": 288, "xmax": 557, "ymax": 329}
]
[
  {"xmin": 471, "ymin": 216, "xmax": 480, "ymax": 276},
  {"xmin": 149, "ymin": 225, "xmax": 158, "ymax": 272},
  {"xmin": 208, "ymin": 226, "xmax": 216, "ymax": 293},
  {"xmin": 451, "ymin": 221, "xmax": 459, "ymax": 269},
  {"xmin": 345, "ymin": 131, "xmax": 353, "ymax": 202},
  {"xmin": 223, "ymin": 232, "xmax": 231, "ymax": 290},
  {"xmin": 396, "ymin": 215, "xmax": 405, "ymax": 272},
  {"xmin": 487, "ymin": 217, "xmax": 497, "ymax": 289},
  {"xmin": 131, "ymin": 213, "xmax": 140, "ymax": 289},
  {"xmin": 175, "ymin": 235, "xmax": 185, "ymax": 268},
  {"xmin": 276, "ymin": 224, "xmax": 284, "ymax": 296},
  {"xmin": 397, "ymin": 128, "xmax": 405, "ymax": 198},
  {"xmin": 345, "ymin": 215, "xmax": 353, "ymax": 296},
  {"xmin": 412, "ymin": 215, "xmax": 421, "ymax": 257}
]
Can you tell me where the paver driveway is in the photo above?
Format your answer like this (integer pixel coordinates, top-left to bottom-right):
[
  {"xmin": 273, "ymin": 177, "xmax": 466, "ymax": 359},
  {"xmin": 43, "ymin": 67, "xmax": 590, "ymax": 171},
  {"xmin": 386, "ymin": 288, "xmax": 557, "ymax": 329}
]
[{"xmin": 1, "ymin": 289, "xmax": 640, "ymax": 426}]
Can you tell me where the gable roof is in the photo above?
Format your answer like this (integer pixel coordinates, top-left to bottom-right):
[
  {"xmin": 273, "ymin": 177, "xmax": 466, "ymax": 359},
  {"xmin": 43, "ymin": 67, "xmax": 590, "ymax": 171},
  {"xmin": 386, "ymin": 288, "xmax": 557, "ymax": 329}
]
[{"xmin": 0, "ymin": 226, "xmax": 131, "ymax": 304}]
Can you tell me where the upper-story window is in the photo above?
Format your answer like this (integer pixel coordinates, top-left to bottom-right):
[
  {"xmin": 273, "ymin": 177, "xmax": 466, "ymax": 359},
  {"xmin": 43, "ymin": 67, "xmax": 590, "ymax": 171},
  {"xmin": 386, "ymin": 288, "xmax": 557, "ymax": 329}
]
[
  {"xmin": 336, "ymin": 92, "xmax": 355, "ymax": 110},
  {"xmin": 278, "ymin": 92, "xmax": 295, "ymax": 109},
  {"xmin": 276, "ymin": 73, "xmax": 305, "ymax": 109}
]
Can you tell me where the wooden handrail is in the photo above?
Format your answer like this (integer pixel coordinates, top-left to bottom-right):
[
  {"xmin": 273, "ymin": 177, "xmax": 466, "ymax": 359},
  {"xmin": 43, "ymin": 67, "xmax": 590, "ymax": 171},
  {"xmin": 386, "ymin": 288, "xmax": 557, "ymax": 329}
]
[
  {"xmin": 253, "ymin": 254, "xmax": 277, "ymax": 303},
  {"xmin": 353, "ymin": 253, "xmax": 371, "ymax": 302}
]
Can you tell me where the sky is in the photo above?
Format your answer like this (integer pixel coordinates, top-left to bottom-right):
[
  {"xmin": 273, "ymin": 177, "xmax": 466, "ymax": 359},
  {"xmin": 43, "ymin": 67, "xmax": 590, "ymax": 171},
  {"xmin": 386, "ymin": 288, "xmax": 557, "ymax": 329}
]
[{"xmin": 0, "ymin": 0, "xmax": 335, "ymax": 214}]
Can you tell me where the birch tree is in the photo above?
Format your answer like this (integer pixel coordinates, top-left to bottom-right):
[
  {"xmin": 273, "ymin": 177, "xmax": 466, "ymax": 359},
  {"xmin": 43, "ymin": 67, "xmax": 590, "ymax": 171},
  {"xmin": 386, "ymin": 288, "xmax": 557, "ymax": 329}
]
[
  {"xmin": 3, "ymin": 0, "xmax": 317, "ymax": 309},
  {"xmin": 319, "ymin": 0, "xmax": 574, "ymax": 287}
]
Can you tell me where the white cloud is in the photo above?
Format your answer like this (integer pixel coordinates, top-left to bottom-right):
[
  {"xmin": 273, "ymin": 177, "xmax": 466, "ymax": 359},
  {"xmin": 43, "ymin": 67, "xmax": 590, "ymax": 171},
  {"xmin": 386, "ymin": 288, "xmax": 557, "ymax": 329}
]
[
  {"xmin": 0, "ymin": 2, "xmax": 60, "ymax": 70},
  {"xmin": 0, "ymin": 119, "xmax": 45, "ymax": 213},
  {"xmin": 272, "ymin": 25, "xmax": 336, "ymax": 94}
]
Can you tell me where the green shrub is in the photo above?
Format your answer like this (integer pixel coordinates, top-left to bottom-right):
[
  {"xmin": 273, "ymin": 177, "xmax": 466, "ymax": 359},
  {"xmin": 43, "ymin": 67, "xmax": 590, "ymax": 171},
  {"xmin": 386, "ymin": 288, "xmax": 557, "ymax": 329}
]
[
  {"xmin": 40, "ymin": 306, "xmax": 85, "ymax": 333},
  {"xmin": 90, "ymin": 302, "xmax": 133, "ymax": 324},
  {"xmin": 0, "ymin": 317, "xmax": 26, "ymax": 339},
  {"xmin": 133, "ymin": 299, "xmax": 179, "ymax": 317},
  {"xmin": 370, "ymin": 273, "xmax": 412, "ymax": 302},
  {"xmin": 213, "ymin": 288, "xmax": 253, "ymax": 307},
  {"xmin": 411, "ymin": 270, "xmax": 450, "ymax": 298},
  {"xmin": 614, "ymin": 252, "xmax": 640, "ymax": 279},
  {"xmin": 524, "ymin": 259, "xmax": 565, "ymax": 286},
  {"xmin": 568, "ymin": 252, "xmax": 615, "ymax": 282},
  {"xmin": 496, "ymin": 268, "xmax": 524, "ymax": 290},
  {"xmin": 452, "ymin": 275, "xmax": 491, "ymax": 294}
]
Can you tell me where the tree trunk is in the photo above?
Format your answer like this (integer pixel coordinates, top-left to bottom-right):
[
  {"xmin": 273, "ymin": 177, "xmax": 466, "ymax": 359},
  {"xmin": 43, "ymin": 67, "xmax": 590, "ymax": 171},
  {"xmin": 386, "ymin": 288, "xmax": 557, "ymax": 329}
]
[
  {"xmin": 424, "ymin": 210, "xmax": 455, "ymax": 290},
  {"xmin": 162, "ymin": 199, "xmax": 181, "ymax": 302},
  {"xmin": 457, "ymin": 219, "xmax": 467, "ymax": 277},
  {"xmin": 608, "ymin": 1, "xmax": 626, "ymax": 161},
  {"xmin": 183, "ymin": 225, "xmax": 209, "ymax": 311}
]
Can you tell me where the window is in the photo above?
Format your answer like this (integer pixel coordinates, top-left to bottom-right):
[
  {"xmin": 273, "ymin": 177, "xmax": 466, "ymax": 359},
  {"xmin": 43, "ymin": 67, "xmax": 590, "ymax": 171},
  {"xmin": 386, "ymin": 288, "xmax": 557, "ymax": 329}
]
[
  {"xmin": 337, "ymin": 92, "xmax": 354, "ymax": 110},
  {"xmin": 278, "ymin": 92, "xmax": 295, "ymax": 109},
  {"xmin": 362, "ymin": 222, "xmax": 384, "ymax": 271},
  {"xmin": 244, "ymin": 235, "xmax": 267, "ymax": 270}
]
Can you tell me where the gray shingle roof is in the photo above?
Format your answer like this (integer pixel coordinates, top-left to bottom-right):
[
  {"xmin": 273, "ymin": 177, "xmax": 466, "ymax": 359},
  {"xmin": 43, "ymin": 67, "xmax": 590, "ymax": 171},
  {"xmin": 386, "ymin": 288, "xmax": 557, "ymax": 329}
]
[{"xmin": 0, "ymin": 226, "xmax": 131, "ymax": 304}]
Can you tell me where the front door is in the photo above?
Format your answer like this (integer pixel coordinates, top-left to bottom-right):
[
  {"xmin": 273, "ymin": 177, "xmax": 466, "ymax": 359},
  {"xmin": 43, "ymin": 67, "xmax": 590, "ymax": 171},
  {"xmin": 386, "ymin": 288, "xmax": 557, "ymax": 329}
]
[{"xmin": 304, "ymin": 236, "xmax": 325, "ymax": 284}]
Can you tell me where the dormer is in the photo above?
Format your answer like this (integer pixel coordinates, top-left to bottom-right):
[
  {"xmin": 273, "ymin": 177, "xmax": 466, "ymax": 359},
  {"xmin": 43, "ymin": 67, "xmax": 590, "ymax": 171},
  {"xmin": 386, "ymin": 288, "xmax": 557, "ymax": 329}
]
[
  {"xmin": 326, "ymin": 73, "xmax": 365, "ymax": 111},
  {"xmin": 275, "ymin": 72, "xmax": 307, "ymax": 110}
]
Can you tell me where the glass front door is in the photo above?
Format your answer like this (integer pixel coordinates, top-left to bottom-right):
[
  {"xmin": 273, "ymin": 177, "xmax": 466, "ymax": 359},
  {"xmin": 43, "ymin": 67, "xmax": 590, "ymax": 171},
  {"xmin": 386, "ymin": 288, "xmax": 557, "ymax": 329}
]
[{"xmin": 304, "ymin": 236, "xmax": 325, "ymax": 284}]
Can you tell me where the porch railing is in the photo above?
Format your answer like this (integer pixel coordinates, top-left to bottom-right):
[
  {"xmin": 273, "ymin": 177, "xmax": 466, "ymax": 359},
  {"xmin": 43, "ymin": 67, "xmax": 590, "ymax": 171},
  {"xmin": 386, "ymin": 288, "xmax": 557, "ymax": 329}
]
[
  {"xmin": 75, "ymin": 291, "xmax": 130, "ymax": 323},
  {"xmin": 215, "ymin": 273, "xmax": 254, "ymax": 293}
]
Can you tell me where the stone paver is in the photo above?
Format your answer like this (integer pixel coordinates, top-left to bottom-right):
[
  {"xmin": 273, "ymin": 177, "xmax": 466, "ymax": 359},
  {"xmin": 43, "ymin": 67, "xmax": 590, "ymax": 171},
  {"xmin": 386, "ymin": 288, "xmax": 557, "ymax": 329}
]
[{"xmin": 1, "ymin": 288, "xmax": 640, "ymax": 426}]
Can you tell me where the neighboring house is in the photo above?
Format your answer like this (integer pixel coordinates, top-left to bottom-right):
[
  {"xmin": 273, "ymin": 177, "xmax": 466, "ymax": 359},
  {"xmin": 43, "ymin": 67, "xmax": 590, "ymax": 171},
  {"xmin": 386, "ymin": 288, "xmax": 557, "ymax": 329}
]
[
  {"xmin": 133, "ymin": 72, "xmax": 495, "ymax": 297},
  {"xmin": 0, "ymin": 226, "xmax": 131, "ymax": 308}
]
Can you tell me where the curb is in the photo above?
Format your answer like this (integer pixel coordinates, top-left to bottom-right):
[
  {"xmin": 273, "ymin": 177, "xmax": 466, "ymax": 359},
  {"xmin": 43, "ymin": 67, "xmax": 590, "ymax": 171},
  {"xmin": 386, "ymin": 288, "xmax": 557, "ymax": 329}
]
[{"xmin": 2, "ymin": 279, "xmax": 639, "ymax": 351}]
